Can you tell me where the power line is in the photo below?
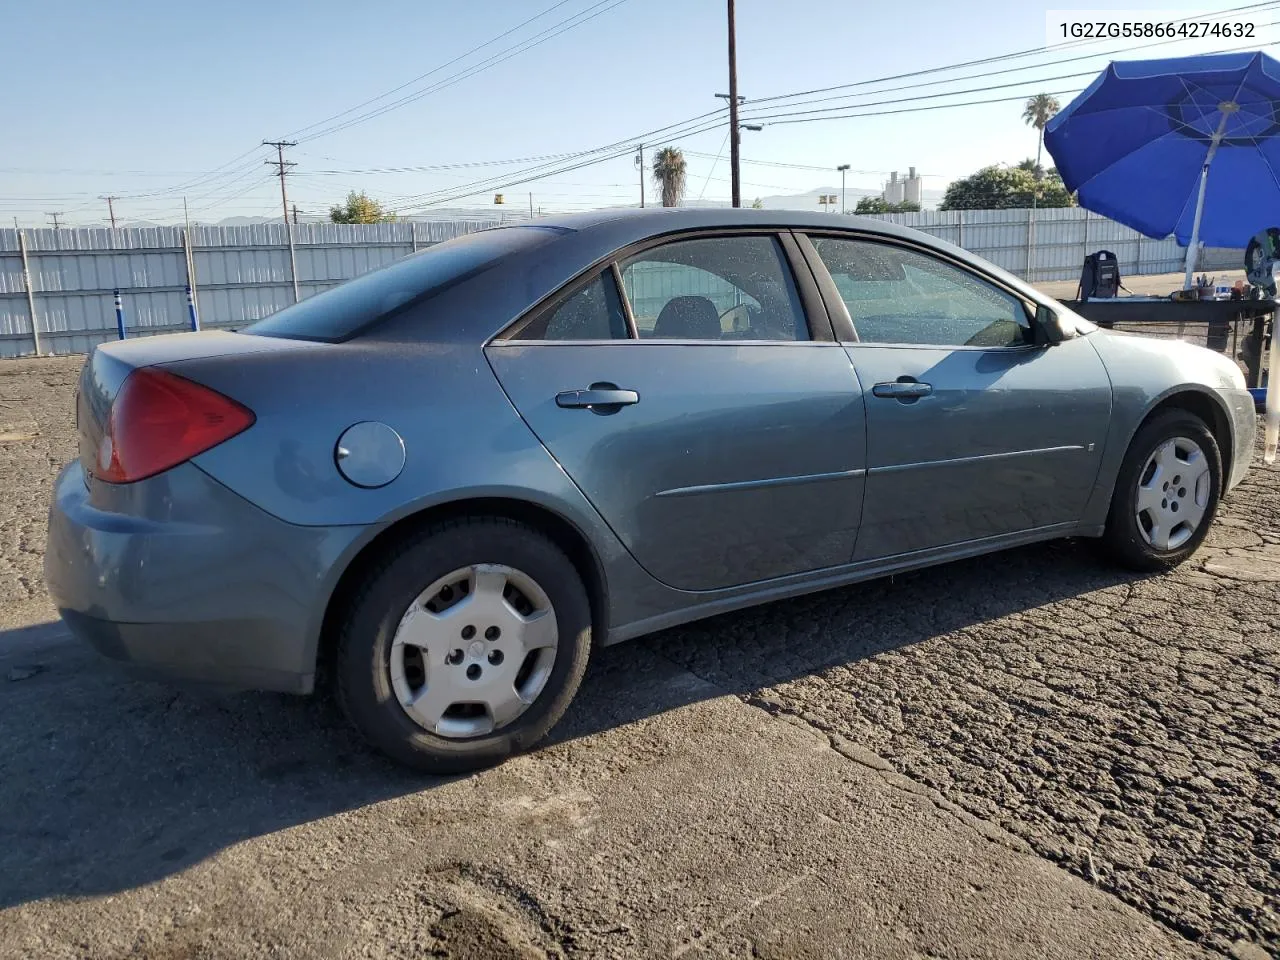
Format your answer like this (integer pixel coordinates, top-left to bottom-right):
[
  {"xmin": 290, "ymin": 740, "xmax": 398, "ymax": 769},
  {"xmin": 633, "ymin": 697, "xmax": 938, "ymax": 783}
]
[
  {"xmin": 743, "ymin": 36, "xmax": 1278, "ymax": 127},
  {"xmin": 748, "ymin": 0, "xmax": 1280, "ymax": 106},
  {"xmin": 756, "ymin": 89, "xmax": 1087, "ymax": 128},
  {"xmin": 741, "ymin": 67, "xmax": 1107, "ymax": 125},
  {"xmin": 384, "ymin": 107, "xmax": 727, "ymax": 209},
  {"xmin": 283, "ymin": 0, "xmax": 580, "ymax": 140},
  {"xmin": 747, "ymin": 15, "xmax": 1280, "ymax": 116},
  {"xmin": 391, "ymin": 5, "xmax": 1277, "ymax": 212},
  {"xmin": 295, "ymin": 0, "xmax": 634, "ymax": 143}
]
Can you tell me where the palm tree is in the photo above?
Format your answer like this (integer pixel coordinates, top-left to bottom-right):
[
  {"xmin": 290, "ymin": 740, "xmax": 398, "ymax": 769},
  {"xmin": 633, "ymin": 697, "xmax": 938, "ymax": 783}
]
[
  {"xmin": 1022, "ymin": 94, "xmax": 1061, "ymax": 180},
  {"xmin": 652, "ymin": 147, "xmax": 687, "ymax": 207}
]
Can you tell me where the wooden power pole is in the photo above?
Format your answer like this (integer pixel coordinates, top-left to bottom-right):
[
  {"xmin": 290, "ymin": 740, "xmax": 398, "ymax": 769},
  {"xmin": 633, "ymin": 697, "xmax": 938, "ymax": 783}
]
[
  {"xmin": 263, "ymin": 140, "xmax": 300, "ymax": 303},
  {"xmin": 727, "ymin": 0, "xmax": 741, "ymax": 208},
  {"xmin": 100, "ymin": 196, "xmax": 118, "ymax": 228}
]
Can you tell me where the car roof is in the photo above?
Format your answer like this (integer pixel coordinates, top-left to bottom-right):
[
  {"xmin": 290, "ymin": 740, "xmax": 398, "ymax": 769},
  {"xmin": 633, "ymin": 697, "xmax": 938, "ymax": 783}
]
[
  {"xmin": 532, "ymin": 206, "xmax": 902, "ymax": 235},
  {"xmin": 514, "ymin": 207, "xmax": 1040, "ymax": 304}
]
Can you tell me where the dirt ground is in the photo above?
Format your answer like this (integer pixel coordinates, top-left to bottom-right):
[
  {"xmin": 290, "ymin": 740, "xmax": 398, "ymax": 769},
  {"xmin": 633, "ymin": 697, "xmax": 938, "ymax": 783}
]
[{"xmin": 0, "ymin": 353, "xmax": 1277, "ymax": 959}]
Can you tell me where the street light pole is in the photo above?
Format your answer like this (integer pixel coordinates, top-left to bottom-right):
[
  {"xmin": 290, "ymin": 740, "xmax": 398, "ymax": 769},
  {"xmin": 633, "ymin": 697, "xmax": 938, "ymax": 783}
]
[
  {"xmin": 727, "ymin": 0, "xmax": 741, "ymax": 208},
  {"xmin": 837, "ymin": 165, "xmax": 850, "ymax": 214}
]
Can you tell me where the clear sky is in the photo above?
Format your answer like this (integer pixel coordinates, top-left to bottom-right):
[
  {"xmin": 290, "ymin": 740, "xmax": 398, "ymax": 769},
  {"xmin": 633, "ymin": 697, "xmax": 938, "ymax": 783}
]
[{"xmin": 3, "ymin": 0, "xmax": 1276, "ymax": 224}]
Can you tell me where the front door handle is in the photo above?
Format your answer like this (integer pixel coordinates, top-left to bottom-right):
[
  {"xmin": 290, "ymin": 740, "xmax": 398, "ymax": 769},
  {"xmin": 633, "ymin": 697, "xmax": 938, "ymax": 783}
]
[
  {"xmin": 872, "ymin": 380, "xmax": 933, "ymax": 400},
  {"xmin": 556, "ymin": 384, "xmax": 640, "ymax": 410}
]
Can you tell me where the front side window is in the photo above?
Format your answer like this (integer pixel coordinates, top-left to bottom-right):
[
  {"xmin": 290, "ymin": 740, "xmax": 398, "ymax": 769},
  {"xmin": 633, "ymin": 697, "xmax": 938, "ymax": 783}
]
[
  {"xmin": 619, "ymin": 235, "xmax": 809, "ymax": 342},
  {"xmin": 810, "ymin": 237, "xmax": 1032, "ymax": 348}
]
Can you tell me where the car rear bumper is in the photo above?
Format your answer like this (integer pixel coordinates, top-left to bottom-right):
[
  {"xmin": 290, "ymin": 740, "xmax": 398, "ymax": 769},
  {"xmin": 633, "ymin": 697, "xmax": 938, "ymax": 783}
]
[{"xmin": 45, "ymin": 461, "xmax": 367, "ymax": 694}]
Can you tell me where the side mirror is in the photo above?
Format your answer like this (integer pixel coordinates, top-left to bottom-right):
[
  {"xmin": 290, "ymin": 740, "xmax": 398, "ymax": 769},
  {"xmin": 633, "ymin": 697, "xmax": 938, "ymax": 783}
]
[{"xmin": 1035, "ymin": 304, "xmax": 1070, "ymax": 345}]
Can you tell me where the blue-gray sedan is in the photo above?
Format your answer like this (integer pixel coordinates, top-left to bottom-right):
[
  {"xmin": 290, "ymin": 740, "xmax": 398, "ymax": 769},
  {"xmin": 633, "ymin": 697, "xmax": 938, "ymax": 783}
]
[{"xmin": 45, "ymin": 209, "xmax": 1256, "ymax": 771}]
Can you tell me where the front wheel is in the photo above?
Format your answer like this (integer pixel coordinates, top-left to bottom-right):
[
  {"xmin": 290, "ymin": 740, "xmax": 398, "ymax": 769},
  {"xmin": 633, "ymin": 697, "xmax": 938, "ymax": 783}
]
[
  {"xmin": 335, "ymin": 518, "xmax": 592, "ymax": 773},
  {"xmin": 1100, "ymin": 410, "xmax": 1222, "ymax": 571}
]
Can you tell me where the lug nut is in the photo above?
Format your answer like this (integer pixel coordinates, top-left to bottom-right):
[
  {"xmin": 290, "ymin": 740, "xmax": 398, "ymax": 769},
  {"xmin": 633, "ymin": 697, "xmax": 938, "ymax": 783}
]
[
  {"xmin": 485, "ymin": 626, "xmax": 501, "ymax": 640},
  {"xmin": 447, "ymin": 649, "xmax": 464, "ymax": 665},
  {"xmin": 461, "ymin": 625, "xmax": 475, "ymax": 640},
  {"xmin": 488, "ymin": 650, "xmax": 504, "ymax": 665},
  {"xmin": 466, "ymin": 664, "xmax": 482, "ymax": 681}
]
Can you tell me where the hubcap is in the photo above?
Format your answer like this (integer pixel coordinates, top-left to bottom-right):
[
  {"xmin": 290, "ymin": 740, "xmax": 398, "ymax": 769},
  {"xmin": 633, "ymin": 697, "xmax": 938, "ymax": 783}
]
[
  {"xmin": 1135, "ymin": 437, "xmax": 1211, "ymax": 551},
  {"xmin": 389, "ymin": 564, "xmax": 558, "ymax": 739}
]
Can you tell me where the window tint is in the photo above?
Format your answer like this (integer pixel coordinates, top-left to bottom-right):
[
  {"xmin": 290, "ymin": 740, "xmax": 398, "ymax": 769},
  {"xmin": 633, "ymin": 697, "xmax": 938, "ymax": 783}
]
[
  {"xmin": 245, "ymin": 226, "xmax": 559, "ymax": 342},
  {"xmin": 515, "ymin": 271, "xmax": 629, "ymax": 341},
  {"xmin": 811, "ymin": 237, "xmax": 1031, "ymax": 348},
  {"xmin": 619, "ymin": 235, "xmax": 808, "ymax": 341}
]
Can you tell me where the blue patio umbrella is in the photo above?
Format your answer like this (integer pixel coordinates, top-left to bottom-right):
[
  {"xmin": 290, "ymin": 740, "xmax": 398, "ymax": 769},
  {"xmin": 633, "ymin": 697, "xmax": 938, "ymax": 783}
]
[{"xmin": 1044, "ymin": 51, "xmax": 1280, "ymax": 288}]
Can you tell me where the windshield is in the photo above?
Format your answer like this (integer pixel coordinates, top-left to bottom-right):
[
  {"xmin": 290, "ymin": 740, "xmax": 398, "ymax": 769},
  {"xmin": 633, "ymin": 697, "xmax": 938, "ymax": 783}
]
[{"xmin": 244, "ymin": 225, "xmax": 560, "ymax": 342}]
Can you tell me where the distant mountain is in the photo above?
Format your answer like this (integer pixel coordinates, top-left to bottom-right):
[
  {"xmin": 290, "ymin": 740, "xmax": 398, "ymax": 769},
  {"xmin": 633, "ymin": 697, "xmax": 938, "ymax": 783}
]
[{"xmin": 101, "ymin": 186, "xmax": 944, "ymax": 230}]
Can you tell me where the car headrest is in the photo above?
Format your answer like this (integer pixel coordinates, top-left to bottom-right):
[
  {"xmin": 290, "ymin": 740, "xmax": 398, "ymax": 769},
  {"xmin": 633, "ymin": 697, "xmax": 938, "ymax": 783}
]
[{"xmin": 652, "ymin": 296, "xmax": 721, "ymax": 340}]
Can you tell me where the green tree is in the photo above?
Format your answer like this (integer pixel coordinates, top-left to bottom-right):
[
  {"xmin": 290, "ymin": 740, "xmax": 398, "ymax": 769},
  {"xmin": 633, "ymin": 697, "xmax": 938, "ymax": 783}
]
[
  {"xmin": 651, "ymin": 147, "xmax": 687, "ymax": 207},
  {"xmin": 852, "ymin": 196, "xmax": 921, "ymax": 214},
  {"xmin": 939, "ymin": 165, "xmax": 1073, "ymax": 210},
  {"xmin": 329, "ymin": 191, "xmax": 397, "ymax": 224},
  {"xmin": 751, "ymin": 197, "xmax": 764, "ymax": 209},
  {"xmin": 1021, "ymin": 94, "xmax": 1061, "ymax": 181}
]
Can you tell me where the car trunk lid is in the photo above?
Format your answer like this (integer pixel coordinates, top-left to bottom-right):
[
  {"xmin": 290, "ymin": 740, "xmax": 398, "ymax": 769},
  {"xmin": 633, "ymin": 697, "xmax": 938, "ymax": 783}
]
[{"xmin": 76, "ymin": 332, "xmax": 322, "ymax": 484}]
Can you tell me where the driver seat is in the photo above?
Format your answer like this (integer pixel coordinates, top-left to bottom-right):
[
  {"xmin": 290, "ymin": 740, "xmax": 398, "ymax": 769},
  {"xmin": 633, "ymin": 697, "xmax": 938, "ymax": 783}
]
[{"xmin": 652, "ymin": 296, "xmax": 721, "ymax": 340}]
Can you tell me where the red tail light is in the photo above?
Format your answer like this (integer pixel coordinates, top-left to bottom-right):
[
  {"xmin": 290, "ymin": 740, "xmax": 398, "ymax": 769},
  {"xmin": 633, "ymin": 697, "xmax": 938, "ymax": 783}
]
[{"xmin": 97, "ymin": 368, "xmax": 255, "ymax": 484}]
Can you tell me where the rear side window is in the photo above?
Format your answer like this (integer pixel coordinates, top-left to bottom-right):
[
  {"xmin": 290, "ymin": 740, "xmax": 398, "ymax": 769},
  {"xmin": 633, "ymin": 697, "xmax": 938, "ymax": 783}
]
[
  {"xmin": 245, "ymin": 225, "xmax": 560, "ymax": 342},
  {"xmin": 515, "ymin": 271, "xmax": 630, "ymax": 341}
]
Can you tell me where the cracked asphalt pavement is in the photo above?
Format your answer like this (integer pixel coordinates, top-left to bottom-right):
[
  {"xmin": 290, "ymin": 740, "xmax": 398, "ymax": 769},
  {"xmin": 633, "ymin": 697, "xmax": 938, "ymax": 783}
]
[{"xmin": 0, "ymin": 355, "xmax": 1277, "ymax": 959}]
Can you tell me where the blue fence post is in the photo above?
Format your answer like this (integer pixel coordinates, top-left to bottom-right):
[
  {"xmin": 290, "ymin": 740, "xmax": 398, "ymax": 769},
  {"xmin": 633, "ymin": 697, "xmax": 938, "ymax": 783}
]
[
  {"xmin": 114, "ymin": 289, "xmax": 126, "ymax": 340},
  {"xmin": 186, "ymin": 284, "xmax": 200, "ymax": 331}
]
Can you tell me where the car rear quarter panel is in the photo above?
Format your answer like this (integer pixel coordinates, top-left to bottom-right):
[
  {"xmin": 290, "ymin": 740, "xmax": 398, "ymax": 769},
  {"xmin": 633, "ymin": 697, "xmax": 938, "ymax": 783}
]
[
  {"xmin": 1079, "ymin": 330, "xmax": 1251, "ymax": 526},
  {"xmin": 168, "ymin": 334, "xmax": 677, "ymax": 640}
]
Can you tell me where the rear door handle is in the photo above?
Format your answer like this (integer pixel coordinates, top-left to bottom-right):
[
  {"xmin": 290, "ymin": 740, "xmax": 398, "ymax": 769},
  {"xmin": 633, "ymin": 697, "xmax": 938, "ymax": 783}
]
[
  {"xmin": 556, "ymin": 385, "xmax": 640, "ymax": 409},
  {"xmin": 872, "ymin": 380, "xmax": 933, "ymax": 400}
]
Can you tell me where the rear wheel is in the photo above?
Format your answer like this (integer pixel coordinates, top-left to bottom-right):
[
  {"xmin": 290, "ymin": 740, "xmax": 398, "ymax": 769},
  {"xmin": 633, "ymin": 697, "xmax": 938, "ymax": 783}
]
[
  {"xmin": 1100, "ymin": 410, "xmax": 1222, "ymax": 570},
  {"xmin": 335, "ymin": 518, "xmax": 591, "ymax": 773}
]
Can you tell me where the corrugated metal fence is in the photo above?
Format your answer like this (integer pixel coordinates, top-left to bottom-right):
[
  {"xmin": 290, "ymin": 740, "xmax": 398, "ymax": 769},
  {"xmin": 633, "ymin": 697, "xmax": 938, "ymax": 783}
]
[
  {"xmin": 0, "ymin": 210, "xmax": 1233, "ymax": 358},
  {"xmin": 859, "ymin": 207, "xmax": 1203, "ymax": 280},
  {"xmin": 0, "ymin": 220, "xmax": 503, "ymax": 358}
]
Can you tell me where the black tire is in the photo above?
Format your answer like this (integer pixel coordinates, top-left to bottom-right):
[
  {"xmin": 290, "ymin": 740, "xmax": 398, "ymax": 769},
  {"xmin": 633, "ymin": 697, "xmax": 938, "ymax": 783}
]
[
  {"xmin": 335, "ymin": 517, "xmax": 592, "ymax": 774},
  {"xmin": 1100, "ymin": 410, "xmax": 1222, "ymax": 571}
]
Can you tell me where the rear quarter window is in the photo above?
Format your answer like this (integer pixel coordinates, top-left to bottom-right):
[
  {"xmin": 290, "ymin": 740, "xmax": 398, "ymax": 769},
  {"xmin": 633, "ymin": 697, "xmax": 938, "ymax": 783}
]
[{"xmin": 244, "ymin": 225, "xmax": 561, "ymax": 342}]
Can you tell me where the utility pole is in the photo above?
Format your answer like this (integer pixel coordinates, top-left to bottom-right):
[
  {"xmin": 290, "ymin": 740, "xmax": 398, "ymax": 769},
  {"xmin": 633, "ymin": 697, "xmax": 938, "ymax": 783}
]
[
  {"xmin": 837, "ymin": 165, "xmax": 850, "ymax": 214},
  {"xmin": 292, "ymin": 203, "xmax": 299, "ymax": 224},
  {"xmin": 263, "ymin": 141, "xmax": 297, "ymax": 224},
  {"xmin": 727, "ymin": 0, "xmax": 741, "ymax": 208},
  {"xmin": 529, "ymin": 192, "xmax": 534, "ymax": 219},
  {"xmin": 263, "ymin": 140, "xmax": 300, "ymax": 303},
  {"xmin": 636, "ymin": 144, "xmax": 645, "ymax": 208},
  {"xmin": 100, "ymin": 196, "xmax": 118, "ymax": 229},
  {"xmin": 46, "ymin": 212, "xmax": 64, "ymax": 229}
]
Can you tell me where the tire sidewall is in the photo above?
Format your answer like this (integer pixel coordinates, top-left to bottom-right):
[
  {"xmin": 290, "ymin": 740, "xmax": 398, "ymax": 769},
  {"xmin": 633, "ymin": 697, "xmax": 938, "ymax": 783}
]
[
  {"xmin": 1107, "ymin": 412, "xmax": 1222, "ymax": 567},
  {"xmin": 337, "ymin": 521, "xmax": 591, "ymax": 772}
]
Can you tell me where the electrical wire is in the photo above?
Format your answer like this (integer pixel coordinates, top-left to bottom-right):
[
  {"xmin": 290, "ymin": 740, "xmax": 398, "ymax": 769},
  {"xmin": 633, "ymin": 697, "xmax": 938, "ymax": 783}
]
[
  {"xmin": 747, "ymin": 20, "xmax": 1280, "ymax": 116},
  {"xmin": 294, "ymin": 0, "xmax": 633, "ymax": 143},
  {"xmin": 283, "ymin": 0, "xmax": 581, "ymax": 140},
  {"xmin": 742, "ymin": 37, "xmax": 1279, "ymax": 127},
  {"xmin": 748, "ymin": 0, "xmax": 1280, "ymax": 106}
]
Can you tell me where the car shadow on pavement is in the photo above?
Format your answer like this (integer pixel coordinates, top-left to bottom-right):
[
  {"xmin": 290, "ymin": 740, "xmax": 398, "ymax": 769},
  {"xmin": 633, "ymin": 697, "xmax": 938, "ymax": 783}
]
[{"xmin": 0, "ymin": 537, "xmax": 1146, "ymax": 910}]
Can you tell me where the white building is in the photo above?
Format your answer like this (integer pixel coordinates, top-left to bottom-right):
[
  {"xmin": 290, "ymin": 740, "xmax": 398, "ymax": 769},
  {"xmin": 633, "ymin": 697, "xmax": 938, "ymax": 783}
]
[{"xmin": 883, "ymin": 167, "xmax": 923, "ymax": 206}]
